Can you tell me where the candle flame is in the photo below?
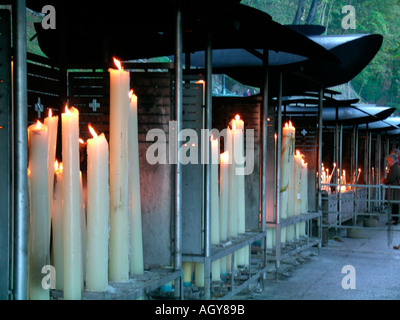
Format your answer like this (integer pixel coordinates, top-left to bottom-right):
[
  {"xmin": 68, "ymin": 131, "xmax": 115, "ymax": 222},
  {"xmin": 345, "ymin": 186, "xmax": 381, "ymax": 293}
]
[
  {"xmin": 221, "ymin": 152, "xmax": 229, "ymax": 163},
  {"xmin": 285, "ymin": 121, "xmax": 294, "ymax": 129},
  {"xmin": 235, "ymin": 115, "xmax": 241, "ymax": 122},
  {"xmin": 113, "ymin": 57, "xmax": 122, "ymax": 71},
  {"xmin": 55, "ymin": 161, "xmax": 63, "ymax": 173},
  {"xmin": 88, "ymin": 125, "xmax": 98, "ymax": 139},
  {"xmin": 65, "ymin": 104, "xmax": 70, "ymax": 114},
  {"xmin": 129, "ymin": 89, "xmax": 137, "ymax": 103},
  {"xmin": 79, "ymin": 138, "xmax": 85, "ymax": 145},
  {"xmin": 36, "ymin": 120, "xmax": 42, "ymax": 130},
  {"xmin": 49, "ymin": 109, "xmax": 53, "ymax": 118},
  {"xmin": 296, "ymin": 150, "xmax": 301, "ymax": 157}
]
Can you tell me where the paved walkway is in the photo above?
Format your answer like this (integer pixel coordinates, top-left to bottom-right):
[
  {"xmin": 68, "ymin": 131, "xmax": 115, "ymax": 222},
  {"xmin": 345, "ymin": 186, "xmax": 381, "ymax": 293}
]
[{"xmin": 236, "ymin": 219, "xmax": 400, "ymax": 300}]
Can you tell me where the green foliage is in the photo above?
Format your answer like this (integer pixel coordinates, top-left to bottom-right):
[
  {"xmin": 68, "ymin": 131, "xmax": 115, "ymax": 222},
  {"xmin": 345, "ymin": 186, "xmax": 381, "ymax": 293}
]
[{"xmin": 241, "ymin": 0, "xmax": 400, "ymax": 109}]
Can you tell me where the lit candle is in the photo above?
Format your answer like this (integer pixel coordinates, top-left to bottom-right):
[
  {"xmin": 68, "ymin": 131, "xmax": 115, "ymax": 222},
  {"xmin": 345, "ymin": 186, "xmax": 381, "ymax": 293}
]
[
  {"xmin": 62, "ymin": 106, "xmax": 82, "ymax": 300},
  {"xmin": 227, "ymin": 124, "xmax": 238, "ymax": 239},
  {"xmin": 44, "ymin": 109, "xmax": 58, "ymax": 240},
  {"xmin": 109, "ymin": 58, "xmax": 130, "ymax": 282},
  {"xmin": 281, "ymin": 121, "xmax": 295, "ymax": 244},
  {"xmin": 211, "ymin": 136, "xmax": 220, "ymax": 281},
  {"xmin": 80, "ymin": 171, "xmax": 86, "ymax": 289},
  {"xmin": 219, "ymin": 152, "xmax": 229, "ymax": 276},
  {"xmin": 234, "ymin": 115, "xmax": 247, "ymax": 266},
  {"xmin": 86, "ymin": 125, "xmax": 110, "ymax": 292},
  {"xmin": 128, "ymin": 90, "xmax": 144, "ymax": 276},
  {"xmin": 294, "ymin": 151, "xmax": 302, "ymax": 216},
  {"xmin": 300, "ymin": 158, "xmax": 308, "ymax": 237},
  {"xmin": 294, "ymin": 151, "xmax": 302, "ymax": 239},
  {"xmin": 52, "ymin": 161, "xmax": 64, "ymax": 290},
  {"xmin": 27, "ymin": 121, "xmax": 50, "ymax": 300}
]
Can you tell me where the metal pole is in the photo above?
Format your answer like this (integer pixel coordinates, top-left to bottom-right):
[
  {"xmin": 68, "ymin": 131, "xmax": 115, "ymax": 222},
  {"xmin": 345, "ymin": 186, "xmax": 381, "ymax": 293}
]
[
  {"xmin": 317, "ymin": 89, "xmax": 323, "ymax": 212},
  {"xmin": 204, "ymin": 30, "xmax": 212, "ymax": 300},
  {"xmin": 261, "ymin": 51, "xmax": 269, "ymax": 232},
  {"xmin": 317, "ymin": 89, "xmax": 323, "ymax": 242},
  {"xmin": 367, "ymin": 129, "xmax": 372, "ymax": 213},
  {"xmin": 174, "ymin": 2, "xmax": 183, "ymax": 298},
  {"xmin": 260, "ymin": 49, "xmax": 269, "ymax": 284},
  {"xmin": 377, "ymin": 133, "xmax": 382, "ymax": 208},
  {"xmin": 275, "ymin": 72, "xmax": 283, "ymax": 270},
  {"xmin": 12, "ymin": 0, "xmax": 28, "ymax": 301}
]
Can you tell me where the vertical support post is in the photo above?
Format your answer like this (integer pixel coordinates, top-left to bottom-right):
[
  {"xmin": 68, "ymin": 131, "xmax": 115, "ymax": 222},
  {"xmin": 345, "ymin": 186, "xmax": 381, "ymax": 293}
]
[
  {"xmin": 354, "ymin": 125, "xmax": 359, "ymax": 225},
  {"xmin": 377, "ymin": 133, "xmax": 382, "ymax": 208},
  {"xmin": 275, "ymin": 72, "xmax": 283, "ymax": 270},
  {"xmin": 317, "ymin": 89, "xmax": 323, "ymax": 213},
  {"xmin": 174, "ymin": 1, "xmax": 183, "ymax": 299},
  {"xmin": 203, "ymin": 30, "xmax": 213, "ymax": 300},
  {"xmin": 13, "ymin": 0, "xmax": 28, "ymax": 301},
  {"xmin": 317, "ymin": 89, "xmax": 324, "ymax": 242},
  {"xmin": 0, "ymin": 9, "xmax": 12, "ymax": 300},
  {"xmin": 260, "ymin": 49, "xmax": 269, "ymax": 284},
  {"xmin": 367, "ymin": 129, "xmax": 372, "ymax": 213}
]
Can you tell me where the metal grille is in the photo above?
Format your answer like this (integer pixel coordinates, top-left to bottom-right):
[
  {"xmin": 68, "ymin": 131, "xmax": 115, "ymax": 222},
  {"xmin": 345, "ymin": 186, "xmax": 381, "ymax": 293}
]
[{"xmin": 0, "ymin": 9, "xmax": 12, "ymax": 300}]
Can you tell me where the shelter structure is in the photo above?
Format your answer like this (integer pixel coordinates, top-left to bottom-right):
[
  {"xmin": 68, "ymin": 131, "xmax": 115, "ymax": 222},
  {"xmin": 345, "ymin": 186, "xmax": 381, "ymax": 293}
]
[{"xmin": 0, "ymin": 0, "xmax": 387, "ymax": 300}]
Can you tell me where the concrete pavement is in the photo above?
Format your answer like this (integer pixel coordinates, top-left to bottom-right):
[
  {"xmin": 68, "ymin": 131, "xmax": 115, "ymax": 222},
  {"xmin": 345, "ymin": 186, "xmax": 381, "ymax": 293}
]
[{"xmin": 235, "ymin": 219, "xmax": 400, "ymax": 300}]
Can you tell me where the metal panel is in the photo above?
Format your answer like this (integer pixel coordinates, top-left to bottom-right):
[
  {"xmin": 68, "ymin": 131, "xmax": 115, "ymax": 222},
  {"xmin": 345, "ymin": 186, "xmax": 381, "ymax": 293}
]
[
  {"xmin": 0, "ymin": 9, "xmax": 12, "ymax": 300},
  {"xmin": 181, "ymin": 82, "xmax": 204, "ymax": 255}
]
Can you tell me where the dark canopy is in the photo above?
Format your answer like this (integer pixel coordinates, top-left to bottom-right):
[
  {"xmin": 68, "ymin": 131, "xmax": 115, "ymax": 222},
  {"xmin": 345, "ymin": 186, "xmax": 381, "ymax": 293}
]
[
  {"xmin": 218, "ymin": 34, "xmax": 383, "ymax": 96},
  {"xmin": 282, "ymin": 104, "xmax": 395, "ymax": 126},
  {"xmin": 27, "ymin": 1, "xmax": 338, "ymax": 67}
]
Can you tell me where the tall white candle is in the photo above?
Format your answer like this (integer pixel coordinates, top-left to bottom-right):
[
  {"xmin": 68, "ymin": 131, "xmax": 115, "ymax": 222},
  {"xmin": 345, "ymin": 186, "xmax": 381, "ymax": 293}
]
[
  {"xmin": 234, "ymin": 115, "xmax": 248, "ymax": 267},
  {"xmin": 109, "ymin": 58, "xmax": 130, "ymax": 282},
  {"xmin": 27, "ymin": 121, "xmax": 50, "ymax": 300},
  {"xmin": 52, "ymin": 161, "xmax": 64, "ymax": 291},
  {"xmin": 300, "ymin": 159, "xmax": 308, "ymax": 236},
  {"xmin": 62, "ymin": 106, "xmax": 82, "ymax": 300},
  {"xmin": 129, "ymin": 90, "xmax": 144, "ymax": 276},
  {"xmin": 227, "ymin": 125, "xmax": 238, "ymax": 239},
  {"xmin": 294, "ymin": 151, "xmax": 302, "ymax": 239},
  {"xmin": 44, "ymin": 109, "xmax": 58, "ymax": 241},
  {"xmin": 281, "ymin": 121, "xmax": 295, "ymax": 244},
  {"xmin": 86, "ymin": 125, "xmax": 110, "ymax": 292},
  {"xmin": 211, "ymin": 137, "xmax": 220, "ymax": 281},
  {"xmin": 79, "ymin": 171, "xmax": 87, "ymax": 289},
  {"xmin": 287, "ymin": 123, "xmax": 296, "ymax": 242},
  {"xmin": 219, "ymin": 152, "xmax": 229, "ymax": 276}
]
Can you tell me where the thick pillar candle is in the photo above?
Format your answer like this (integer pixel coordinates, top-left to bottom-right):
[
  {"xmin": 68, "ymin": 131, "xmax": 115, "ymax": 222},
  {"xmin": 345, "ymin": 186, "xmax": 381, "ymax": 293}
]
[
  {"xmin": 86, "ymin": 125, "xmax": 110, "ymax": 292},
  {"xmin": 287, "ymin": 123, "xmax": 296, "ymax": 242},
  {"xmin": 300, "ymin": 159, "xmax": 308, "ymax": 236},
  {"xmin": 219, "ymin": 152, "xmax": 229, "ymax": 276},
  {"xmin": 27, "ymin": 121, "xmax": 50, "ymax": 300},
  {"xmin": 281, "ymin": 121, "xmax": 295, "ymax": 244},
  {"xmin": 129, "ymin": 90, "xmax": 144, "ymax": 276},
  {"xmin": 227, "ymin": 125, "xmax": 238, "ymax": 239},
  {"xmin": 234, "ymin": 116, "xmax": 248, "ymax": 266},
  {"xmin": 44, "ymin": 109, "xmax": 58, "ymax": 240},
  {"xmin": 211, "ymin": 137, "xmax": 220, "ymax": 281},
  {"xmin": 109, "ymin": 58, "xmax": 130, "ymax": 282},
  {"xmin": 294, "ymin": 151, "xmax": 302, "ymax": 238},
  {"xmin": 52, "ymin": 161, "xmax": 64, "ymax": 290},
  {"xmin": 62, "ymin": 106, "xmax": 82, "ymax": 300}
]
